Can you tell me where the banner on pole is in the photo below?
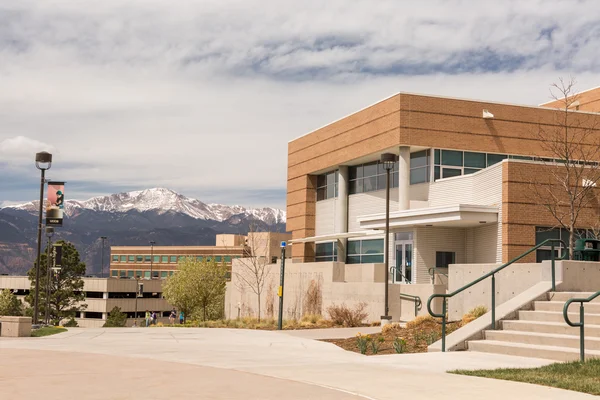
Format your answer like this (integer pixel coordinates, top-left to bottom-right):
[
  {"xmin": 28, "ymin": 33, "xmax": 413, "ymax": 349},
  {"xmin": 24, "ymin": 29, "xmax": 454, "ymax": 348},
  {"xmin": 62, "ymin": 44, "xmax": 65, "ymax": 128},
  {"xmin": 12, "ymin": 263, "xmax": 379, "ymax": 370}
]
[
  {"xmin": 46, "ymin": 181, "xmax": 65, "ymax": 227},
  {"xmin": 53, "ymin": 244, "xmax": 63, "ymax": 268}
]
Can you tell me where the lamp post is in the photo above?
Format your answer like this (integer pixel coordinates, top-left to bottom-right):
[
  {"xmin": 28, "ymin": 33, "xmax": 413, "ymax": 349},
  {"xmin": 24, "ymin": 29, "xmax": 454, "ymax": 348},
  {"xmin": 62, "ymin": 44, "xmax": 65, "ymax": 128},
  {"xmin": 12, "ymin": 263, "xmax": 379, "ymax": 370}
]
[
  {"xmin": 380, "ymin": 153, "xmax": 397, "ymax": 322},
  {"xmin": 100, "ymin": 236, "xmax": 107, "ymax": 278},
  {"xmin": 34, "ymin": 151, "xmax": 52, "ymax": 325},
  {"xmin": 149, "ymin": 241, "xmax": 156, "ymax": 279},
  {"xmin": 44, "ymin": 227, "xmax": 54, "ymax": 325}
]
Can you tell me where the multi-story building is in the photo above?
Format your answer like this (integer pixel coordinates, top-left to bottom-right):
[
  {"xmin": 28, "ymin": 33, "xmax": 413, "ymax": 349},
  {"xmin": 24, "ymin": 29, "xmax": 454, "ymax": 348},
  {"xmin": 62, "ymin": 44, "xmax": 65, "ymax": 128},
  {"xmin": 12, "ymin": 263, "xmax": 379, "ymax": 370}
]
[
  {"xmin": 0, "ymin": 276, "xmax": 171, "ymax": 328},
  {"xmin": 109, "ymin": 232, "xmax": 291, "ymax": 279}
]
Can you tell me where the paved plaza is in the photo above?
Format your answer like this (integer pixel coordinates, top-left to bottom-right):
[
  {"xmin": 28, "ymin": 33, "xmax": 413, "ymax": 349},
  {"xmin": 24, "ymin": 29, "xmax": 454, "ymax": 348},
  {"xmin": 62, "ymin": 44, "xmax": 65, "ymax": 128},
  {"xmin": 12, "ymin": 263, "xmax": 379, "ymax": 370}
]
[{"xmin": 0, "ymin": 327, "xmax": 595, "ymax": 399}]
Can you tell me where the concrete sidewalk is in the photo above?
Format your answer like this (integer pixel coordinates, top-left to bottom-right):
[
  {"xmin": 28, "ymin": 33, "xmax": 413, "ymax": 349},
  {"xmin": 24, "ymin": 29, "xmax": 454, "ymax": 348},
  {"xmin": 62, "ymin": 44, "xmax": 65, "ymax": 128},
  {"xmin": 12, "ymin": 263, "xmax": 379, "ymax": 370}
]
[
  {"xmin": 0, "ymin": 328, "xmax": 595, "ymax": 399},
  {"xmin": 280, "ymin": 326, "xmax": 382, "ymax": 339}
]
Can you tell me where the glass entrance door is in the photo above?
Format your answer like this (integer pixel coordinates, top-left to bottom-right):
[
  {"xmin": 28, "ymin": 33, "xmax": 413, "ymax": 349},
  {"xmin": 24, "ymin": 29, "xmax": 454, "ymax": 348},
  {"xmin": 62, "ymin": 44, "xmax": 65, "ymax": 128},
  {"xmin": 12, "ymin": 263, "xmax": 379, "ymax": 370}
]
[{"xmin": 394, "ymin": 241, "xmax": 413, "ymax": 284}]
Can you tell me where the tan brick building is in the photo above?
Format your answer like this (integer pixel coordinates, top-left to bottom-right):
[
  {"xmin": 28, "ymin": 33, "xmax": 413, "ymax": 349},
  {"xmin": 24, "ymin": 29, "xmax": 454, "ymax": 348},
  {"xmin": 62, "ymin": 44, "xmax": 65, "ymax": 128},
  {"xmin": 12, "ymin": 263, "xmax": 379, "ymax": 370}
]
[{"xmin": 287, "ymin": 88, "xmax": 600, "ymax": 285}]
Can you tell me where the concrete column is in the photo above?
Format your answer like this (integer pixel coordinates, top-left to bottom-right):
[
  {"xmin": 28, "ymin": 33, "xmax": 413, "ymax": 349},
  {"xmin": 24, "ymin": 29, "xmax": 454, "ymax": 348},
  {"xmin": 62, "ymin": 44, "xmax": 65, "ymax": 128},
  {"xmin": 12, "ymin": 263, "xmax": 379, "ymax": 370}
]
[
  {"xmin": 336, "ymin": 166, "xmax": 349, "ymax": 262},
  {"xmin": 102, "ymin": 313, "xmax": 107, "ymax": 320},
  {"xmin": 398, "ymin": 146, "xmax": 410, "ymax": 211},
  {"xmin": 103, "ymin": 292, "xmax": 108, "ymax": 300}
]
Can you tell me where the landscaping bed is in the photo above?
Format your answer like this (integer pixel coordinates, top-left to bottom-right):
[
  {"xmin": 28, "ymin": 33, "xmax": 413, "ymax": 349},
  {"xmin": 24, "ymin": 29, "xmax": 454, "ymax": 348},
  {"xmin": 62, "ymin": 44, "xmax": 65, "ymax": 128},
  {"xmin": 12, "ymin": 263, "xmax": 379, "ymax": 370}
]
[
  {"xmin": 31, "ymin": 326, "xmax": 67, "ymax": 337},
  {"xmin": 322, "ymin": 316, "xmax": 462, "ymax": 355},
  {"xmin": 451, "ymin": 359, "xmax": 600, "ymax": 396}
]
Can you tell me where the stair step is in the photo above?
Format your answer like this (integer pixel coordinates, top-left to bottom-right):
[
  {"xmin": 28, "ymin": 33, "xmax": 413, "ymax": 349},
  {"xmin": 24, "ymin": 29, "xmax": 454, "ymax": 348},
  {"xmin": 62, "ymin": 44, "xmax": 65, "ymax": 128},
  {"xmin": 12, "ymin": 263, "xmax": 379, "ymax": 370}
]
[
  {"xmin": 534, "ymin": 301, "xmax": 600, "ymax": 313},
  {"xmin": 484, "ymin": 330, "xmax": 600, "ymax": 351},
  {"xmin": 468, "ymin": 340, "xmax": 600, "ymax": 362},
  {"xmin": 519, "ymin": 310, "xmax": 600, "ymax": 324},
  {"xmin": 502, "ymin": 320, "xmax": 600, "ymax": 337},
  {"xmin": 547, "ymin": 292, "xmax": 599, "ymax": 302}
]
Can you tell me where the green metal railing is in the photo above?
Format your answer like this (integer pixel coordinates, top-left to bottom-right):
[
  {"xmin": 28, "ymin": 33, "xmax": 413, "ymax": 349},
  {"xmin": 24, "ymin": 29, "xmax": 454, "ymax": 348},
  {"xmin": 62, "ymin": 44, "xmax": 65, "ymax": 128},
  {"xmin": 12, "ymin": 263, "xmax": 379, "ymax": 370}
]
[
  {"xmin": 428, "ymin": 267, "xmax": 448, "ymax": 284},
  {"xmin": 427, "ymin": 239, "xmax": 567, "ymax": 352},
  {"xmin": 563, "ymin": 290, "xmax": 600, "ymax": 361},
  {"xmin": 400, "ymin": 293, "xmax": 422, "ymax": 317}
]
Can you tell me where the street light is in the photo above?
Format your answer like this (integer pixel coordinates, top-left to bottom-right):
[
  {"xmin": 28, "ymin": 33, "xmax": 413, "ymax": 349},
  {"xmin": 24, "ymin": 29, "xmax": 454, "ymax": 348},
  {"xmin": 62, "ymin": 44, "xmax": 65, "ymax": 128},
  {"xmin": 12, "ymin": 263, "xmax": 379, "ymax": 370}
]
[
  {"xmin": 380, "ymin": 152, "xmax": 397, "ymax": 322},
  {"xmin": 100, "ymin": 236, "xmax": 107, "ymax": 278},
  {"xmin": 149, "ymin": 240, "xmax": 156, "ymax": 279},
  {"xmin": 44, "ymin": 226, "xmax": 54, "ymax": 325},
  {"xmin": 34, "ymin": 151, "xmax": 52, "ymax": 325}
]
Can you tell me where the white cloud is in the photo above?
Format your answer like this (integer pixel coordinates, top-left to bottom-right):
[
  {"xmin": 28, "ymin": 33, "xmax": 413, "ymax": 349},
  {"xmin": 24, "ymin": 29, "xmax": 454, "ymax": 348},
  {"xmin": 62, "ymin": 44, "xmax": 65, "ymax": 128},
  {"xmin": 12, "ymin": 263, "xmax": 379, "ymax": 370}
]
[{"xmin": 1, "ymin": 1, "xmax": 600, "ymax": 207}]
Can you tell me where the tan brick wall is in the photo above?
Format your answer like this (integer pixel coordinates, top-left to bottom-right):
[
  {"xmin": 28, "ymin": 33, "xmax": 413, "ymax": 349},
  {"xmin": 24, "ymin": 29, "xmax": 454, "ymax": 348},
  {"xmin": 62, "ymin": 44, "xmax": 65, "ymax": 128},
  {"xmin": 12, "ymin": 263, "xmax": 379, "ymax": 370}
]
[{"xmin": 541, "ymin": 87, "xmax": 600, "ymax": 113}]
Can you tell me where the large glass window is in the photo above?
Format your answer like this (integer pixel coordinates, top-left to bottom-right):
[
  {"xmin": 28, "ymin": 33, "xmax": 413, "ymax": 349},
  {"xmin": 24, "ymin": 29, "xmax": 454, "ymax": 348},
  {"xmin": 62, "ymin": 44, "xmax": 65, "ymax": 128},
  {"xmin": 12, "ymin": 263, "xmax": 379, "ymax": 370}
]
[
  {"xmin": 128, "ymin": 255, "xmax": 135, "ymax": 262},
  {"xmin": 347, "ymin": 239, "xmax": 384, "ymax": 264},
  {"xmin": 435, "ymin": 252, "xmax": 455, "ymax": 268},
  {"xmin": 120, "ymin": 255, "xmax": 126, "ymax": 262},
  {"xmin": 410, "ymin": 150, "xmax": 430, "ymax": 184},
  {"xmin": 434, "ymin": 149, "xmax": 511, "ymax": 180},
  {"xmin": 349, "ymin": 161, "xmax": 398, "ymax": 194},
  {"xmin": 535, "ymin": 226, "xmax": 588, "ymax": 262},
  {"xmin": 144, "ymin": 255, "xmax": 151, "ymax": 262},
  {"xmin": 316, "ymin": 170, "xmax": 338, "ymax": 201},
  {"xmin": 315, "ymin": 242, "xmax": 337, "ymax": 262},
  {"xmin": 161, "ymin": 255, "xmax": 168, "ymax": 263},
  {"xmin": 112, "ymin": 255, "xmax": 119, "ymax": 262},
  {"xmin": 169, "ymin": 256, "xmax": 177, "ymax": 263},
  {"xmin": 136, "ymin": 255, "xmax": 143, "ymax": 262}
]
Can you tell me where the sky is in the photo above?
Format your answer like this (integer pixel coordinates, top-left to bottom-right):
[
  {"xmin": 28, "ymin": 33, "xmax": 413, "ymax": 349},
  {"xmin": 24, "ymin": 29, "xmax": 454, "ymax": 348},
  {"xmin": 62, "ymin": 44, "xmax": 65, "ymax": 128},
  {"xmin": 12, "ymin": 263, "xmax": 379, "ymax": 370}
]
[{"xmin": 1, "ymin": 0, "xmax": 600, "ymax": 209}]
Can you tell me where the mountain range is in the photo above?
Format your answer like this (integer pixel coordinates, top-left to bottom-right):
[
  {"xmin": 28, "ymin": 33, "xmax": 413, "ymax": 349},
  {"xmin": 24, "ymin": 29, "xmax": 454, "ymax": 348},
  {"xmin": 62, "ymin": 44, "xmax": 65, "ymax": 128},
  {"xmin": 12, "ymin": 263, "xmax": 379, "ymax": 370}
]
[{"xmin": 0, "ymin": 188, "xmax": 286, "ymax": 276}]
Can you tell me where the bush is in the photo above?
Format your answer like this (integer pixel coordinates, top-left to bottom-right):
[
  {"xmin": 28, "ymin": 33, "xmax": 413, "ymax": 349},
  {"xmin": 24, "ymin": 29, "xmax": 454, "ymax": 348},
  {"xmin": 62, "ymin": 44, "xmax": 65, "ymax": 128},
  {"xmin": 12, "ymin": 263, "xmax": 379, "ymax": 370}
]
[
  {"xmin": 382, "ymin": 322, "xmax": 401, "ymax": 334},
  {"xmin": 462, "ymin": 305, "xmax": 488, "ymax": 325},
  {"xmin": 62, "ymin": 318, "xmax": 78, "ymax": 327},
  {"xmin": 406, "ymin": 315, "xmax": 434, "ymax": 329},
  {"xmin": 326, "ymin": 302, "xmax": 368, "ymax": 327},
  {"xmin": 303, "ymin": 279, "xmax": 322, "ymax": 316},
  {"xmin": 103, "ymin": 306, "xmax": 127, "ymax": 327}
]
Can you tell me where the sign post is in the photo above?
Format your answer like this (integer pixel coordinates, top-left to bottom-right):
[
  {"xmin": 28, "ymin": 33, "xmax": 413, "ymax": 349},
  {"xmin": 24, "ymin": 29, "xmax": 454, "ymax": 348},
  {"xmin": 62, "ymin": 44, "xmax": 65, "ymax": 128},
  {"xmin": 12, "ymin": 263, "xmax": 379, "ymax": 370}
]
[{"xmin": 277, "ymin": 241, "xmax": 286, "ymax": 331}]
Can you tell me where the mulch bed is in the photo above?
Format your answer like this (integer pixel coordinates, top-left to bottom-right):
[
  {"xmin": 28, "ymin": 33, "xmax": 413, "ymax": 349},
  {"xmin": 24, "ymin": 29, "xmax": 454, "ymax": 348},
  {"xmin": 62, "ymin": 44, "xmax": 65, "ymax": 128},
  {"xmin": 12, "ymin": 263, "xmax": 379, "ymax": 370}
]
[{"xmin": 321, "ymin": 319, "xmax": 462, "ymax": 355}]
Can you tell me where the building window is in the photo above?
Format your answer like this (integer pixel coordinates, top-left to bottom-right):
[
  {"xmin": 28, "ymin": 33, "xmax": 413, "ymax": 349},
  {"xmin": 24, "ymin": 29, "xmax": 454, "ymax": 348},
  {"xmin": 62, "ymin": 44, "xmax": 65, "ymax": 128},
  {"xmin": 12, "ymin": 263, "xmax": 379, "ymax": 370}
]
[
  {"xmin": 215, "ymin": 256, "xmax": 222, "ymax": 262},
  {"xmin": 128, "ymin": 256, "xmax": 135, "ymax": 262},
  {"xmin": 169, "ymin": 256, "xmax": 177, "ymax": 263},
  {"xmin": 111, "ymin": 270, "xmax": 118, "ymax": 277},
  {"xmin": 410, "ymin": 150, "xmax": 430, "ymax": 184},
  {"xmin": 315, "ymin": 242, "xmax": 337, "ymax": 262},
  {"xmin": 224, "ymin": 256, "xmax": 232, "ymax": 262},
  {"xmin": 434, "ymin": 149, "xmax": 511, "ymax": 181},
  {"xmin": 349, "ymin": 161, "xmax": 398, "ymax": 194},
  {"xmin": 161, "ymin": 256, "xmax": 168, "ymax": 263},
  {"xmin": 120, "ymin": 255, "xmax": 126, "ymax": 262},
  {"xmin": 144, "ymin": 271, "xmax": 151, "ymax": 278},
  {"xmin": 435, "ymin": 252, "xmax": 455, "ymax": 268},
  {"xmin": 153, "ymin": 256, "xmax": 159, "ymax": 263},
  {"xmin": 316, "ymin": 170, "xmax": 338, "ymax": 201},
  {"xmin": 197, "ymin": 256, "xmax": 204, "ymax": 261},
  {"xmin": 119, "ymin": 270, "xmax": 126, "ymax": 277},
  {"xmin": 135, "ymin": 271, "xmax": 142, "ymax": 278},
  {"xmin": 135, "ymin": 255, "xmax": 142, "ymax": 262},
  {"xmin": 346, "ymin": 239, "xmax": 384, "ymax": 264},
  {"xmin": 161, "ymin": 271, "xmax": 168, "ymax": 278},
  {"xmin": 127, "ymin": 270, "xmax": 134, "ymax": 278},
  {"xmin": 112, "ymin": 255, "xmax": 119, "ymax": 262},
  {"xmin": 534, "ymin": 227, "xmax": 589, "ymax": 261},
  {"xmin": 144, "ymin": 255, "xmax": 151, "ymax": 262}
]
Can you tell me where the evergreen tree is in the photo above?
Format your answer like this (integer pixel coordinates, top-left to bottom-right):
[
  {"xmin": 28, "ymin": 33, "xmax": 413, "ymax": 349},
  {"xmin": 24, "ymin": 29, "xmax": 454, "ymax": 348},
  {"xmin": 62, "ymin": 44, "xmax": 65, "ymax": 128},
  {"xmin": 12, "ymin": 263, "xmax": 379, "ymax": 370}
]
[
  {"xmin": 0, "ymin": 289, "xmax": 23, "ymax": 316},
  {"xmin": 26, "ymin": 240, "xmax": 87, "ymax": 325},
  {"xmin": 103, "ymin": 306, "xmax": 127, "ymax": 327}
]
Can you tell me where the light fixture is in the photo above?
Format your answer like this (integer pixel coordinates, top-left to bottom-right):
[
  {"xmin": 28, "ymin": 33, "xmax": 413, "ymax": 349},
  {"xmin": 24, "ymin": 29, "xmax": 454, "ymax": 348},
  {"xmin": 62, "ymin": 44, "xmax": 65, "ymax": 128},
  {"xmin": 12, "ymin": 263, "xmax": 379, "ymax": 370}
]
[
  {"xmin": 380, "ymin": 153, "xmax": 398, "ymax": 170},
  {"xmin": 482, "ymin": 110, "xmax": 494, "ymax": 119}
]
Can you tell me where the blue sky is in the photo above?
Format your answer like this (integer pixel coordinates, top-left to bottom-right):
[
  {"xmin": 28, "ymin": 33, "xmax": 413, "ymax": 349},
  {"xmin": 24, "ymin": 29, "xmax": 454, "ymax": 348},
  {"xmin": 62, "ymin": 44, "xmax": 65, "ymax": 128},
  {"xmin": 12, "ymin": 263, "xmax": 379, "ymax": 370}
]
[{"xmin": 2, "ymin": 0, "xmax": 600, "ymax": 208}]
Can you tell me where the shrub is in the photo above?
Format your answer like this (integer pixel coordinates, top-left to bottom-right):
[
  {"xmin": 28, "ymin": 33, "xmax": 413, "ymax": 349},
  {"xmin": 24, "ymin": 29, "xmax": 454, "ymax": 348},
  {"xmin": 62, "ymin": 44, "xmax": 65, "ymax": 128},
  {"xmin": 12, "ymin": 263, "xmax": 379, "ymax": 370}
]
[
  {"xmin": 406, "ymin": 315, "xmax": 434, "ymax": 329},
  {"xmin": 393, "ymin": 337, "xmax": 407, "ymax": 354},
  {"xmin": 461, "ymin": 305, "xmax": 488, "ymax": 325},
  {"xmin": 103, "ymin": 306, "xmax": 127, "ymax": 327},
  {"xmin": 62, "ymin": 318, "xmax": 78, "ymax": 327},
  {"xmin": 303, "ymin": 279, "xmax": 322, "ymax": 316},
  {"xmin": 382, "ymin": 322, "xmax": 401, "ymax": 334},
  {"xmin": 326, "ymin": 302, "xmax": 368, "ymax": 327}
]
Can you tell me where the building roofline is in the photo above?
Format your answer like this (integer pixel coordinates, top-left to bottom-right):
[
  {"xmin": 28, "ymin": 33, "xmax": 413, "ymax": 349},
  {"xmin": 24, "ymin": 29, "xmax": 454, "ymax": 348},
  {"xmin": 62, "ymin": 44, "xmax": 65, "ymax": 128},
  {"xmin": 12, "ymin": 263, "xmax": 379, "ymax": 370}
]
[
  {"xmin": 538, "ymin": 85, "xmax": 600, "ymax": 106},
  {"xmin": 290, "ymin": 90, "xmax": 600, "ymax": 144}
]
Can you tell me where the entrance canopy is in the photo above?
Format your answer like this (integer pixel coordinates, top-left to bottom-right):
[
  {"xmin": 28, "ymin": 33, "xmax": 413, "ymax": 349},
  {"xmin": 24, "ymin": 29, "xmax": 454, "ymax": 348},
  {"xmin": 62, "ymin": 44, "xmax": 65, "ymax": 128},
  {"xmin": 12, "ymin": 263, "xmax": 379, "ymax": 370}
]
[
  {"xmin": 289, "ymin": 230, "xmax": 382, "ymax": 244},
  {"xmin": 358, "ymin": 204, "xmax": 498, "ymax": 230}
]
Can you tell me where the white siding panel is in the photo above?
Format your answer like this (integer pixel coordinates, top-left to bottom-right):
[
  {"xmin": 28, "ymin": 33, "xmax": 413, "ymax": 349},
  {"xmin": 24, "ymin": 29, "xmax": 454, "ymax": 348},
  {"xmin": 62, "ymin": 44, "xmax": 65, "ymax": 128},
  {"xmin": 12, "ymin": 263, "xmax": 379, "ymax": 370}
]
[
  {"xmin": 348, "ymin": 188, "xmax": 399, "ymax": 232},
  {"xmin": 414, "ymin": 227, "xmax": 466, "ymax": 284},
  {"xmin": 315, "ymin": 198, "xmax": 336, "ymax": 236},
  {"xmin": 466, "ymin": 224, "xmax": 499, "ymax": 264}
]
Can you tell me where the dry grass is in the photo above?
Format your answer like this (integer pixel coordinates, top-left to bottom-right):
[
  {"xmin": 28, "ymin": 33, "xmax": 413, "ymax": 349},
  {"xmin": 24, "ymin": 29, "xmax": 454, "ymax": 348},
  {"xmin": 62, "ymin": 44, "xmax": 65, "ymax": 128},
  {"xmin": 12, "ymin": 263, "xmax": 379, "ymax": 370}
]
[{"xmin": 158, "ymin": 316, "xmax": 336, "ymax": 330}]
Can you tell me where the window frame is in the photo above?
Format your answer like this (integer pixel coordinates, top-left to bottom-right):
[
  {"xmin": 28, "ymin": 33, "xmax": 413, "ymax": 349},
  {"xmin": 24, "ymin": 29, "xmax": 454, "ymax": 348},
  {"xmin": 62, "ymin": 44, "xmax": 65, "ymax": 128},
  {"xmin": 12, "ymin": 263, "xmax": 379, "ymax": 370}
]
[{"xmin": 346, "ymin": 239, "xmax": 384, "ymax": 264}]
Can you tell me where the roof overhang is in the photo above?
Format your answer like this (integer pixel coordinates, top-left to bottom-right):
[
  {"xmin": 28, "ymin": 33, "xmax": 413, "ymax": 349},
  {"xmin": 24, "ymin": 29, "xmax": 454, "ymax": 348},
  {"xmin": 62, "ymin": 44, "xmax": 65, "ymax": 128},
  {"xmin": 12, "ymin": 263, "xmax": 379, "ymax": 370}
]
[
  {"xmin": 358, "ymin": 204, "xmax": 498, "ymax": 230},
  {"xmin": 289, "ymin": 230, "xmax": 383, "ymax": 244}
]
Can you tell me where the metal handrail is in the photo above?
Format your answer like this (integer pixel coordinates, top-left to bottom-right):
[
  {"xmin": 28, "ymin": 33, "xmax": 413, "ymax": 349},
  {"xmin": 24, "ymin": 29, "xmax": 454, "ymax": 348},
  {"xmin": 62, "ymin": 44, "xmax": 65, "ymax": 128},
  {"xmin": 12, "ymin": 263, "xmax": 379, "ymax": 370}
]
[
  {"xmin": 563, "ymin": 290, "xmax": 600, "ymax": 362},
  {"xmin": 389, "ymin": 266, "xmax": 411, "ymax": 284},
  {"xmin": 427, "ymin": 238, "xmax": 567, "ymax": 352},
  {"xmin": 428, "ymin": 267, "xmax": 448, "ymax": 284},
  {"xmin": 400, "ymin": 293, "xmax": 422, "ymax": 317}
]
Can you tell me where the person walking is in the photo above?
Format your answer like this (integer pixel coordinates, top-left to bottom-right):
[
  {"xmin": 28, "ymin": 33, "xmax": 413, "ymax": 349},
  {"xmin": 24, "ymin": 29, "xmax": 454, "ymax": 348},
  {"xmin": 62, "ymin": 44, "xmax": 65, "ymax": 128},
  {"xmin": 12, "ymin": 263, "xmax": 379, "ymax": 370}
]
[
  {"xmin": 169, "ymin": 308, "xmax": 176, "ymax": 325},
  {"xmin": 179, "ymin": 310, "xmax": 184, "ymax": 325},
  {"xmin": 151, "ymin": 311, "xmax": 157, "ymax": 325},
  {"xmin": 145, "ymin": 310, "xmax": 150, "ymax": 327}
]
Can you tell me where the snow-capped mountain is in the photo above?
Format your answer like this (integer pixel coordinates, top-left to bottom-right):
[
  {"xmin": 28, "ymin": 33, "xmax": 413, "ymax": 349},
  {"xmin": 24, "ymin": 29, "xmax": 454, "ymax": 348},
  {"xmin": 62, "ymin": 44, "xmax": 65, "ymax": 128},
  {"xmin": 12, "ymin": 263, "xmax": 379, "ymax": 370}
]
[{"xmin": 3, "ymin": 188, "xmax": 286, "ymax": 224}]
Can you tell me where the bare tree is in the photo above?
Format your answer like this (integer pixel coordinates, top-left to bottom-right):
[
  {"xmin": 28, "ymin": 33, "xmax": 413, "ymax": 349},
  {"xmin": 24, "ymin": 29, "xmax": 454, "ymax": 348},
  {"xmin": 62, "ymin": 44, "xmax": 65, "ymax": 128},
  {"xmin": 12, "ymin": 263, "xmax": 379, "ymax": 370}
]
[
  {"xmin": 529, "ymin": 77, "xmax": 600, "ymax": 258},
  {"xmin": 232, "ymin": 224, "xmax": 271, "ymax": 322}
]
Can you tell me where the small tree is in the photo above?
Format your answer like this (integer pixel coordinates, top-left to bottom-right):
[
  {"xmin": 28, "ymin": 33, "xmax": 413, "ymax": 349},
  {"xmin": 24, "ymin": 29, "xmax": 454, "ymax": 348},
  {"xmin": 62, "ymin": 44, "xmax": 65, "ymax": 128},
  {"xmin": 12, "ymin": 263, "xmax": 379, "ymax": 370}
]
[
  {"xmin": 233, "ymin": 225, "xmax": 272, "ymax": 322},
  {"xmin": 162, "ymin": 257, "xmax": 227, "ymax": 322},
  {"xmin": 529, "ymin": 77, "xmax": 600, "ymax": 258},
  {"xmin": 103, "ymin": 306, "xmax": 127, "ymax": 327},
  {"xmin": 0, "ymin": 289, "xmax": 22, "ymax": 316},
  {"xmin": 26, "ymin": 240, "xmax": 87, "ymax": 325}
]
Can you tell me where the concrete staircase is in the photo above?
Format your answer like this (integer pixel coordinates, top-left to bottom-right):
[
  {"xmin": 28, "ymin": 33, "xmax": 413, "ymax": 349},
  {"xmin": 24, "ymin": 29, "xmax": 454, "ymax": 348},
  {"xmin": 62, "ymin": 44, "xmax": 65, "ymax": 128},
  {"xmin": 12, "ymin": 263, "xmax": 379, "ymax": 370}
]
[{"xmin": 467, "ymin": 292, "xmax": 600, "ymax": 361}]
